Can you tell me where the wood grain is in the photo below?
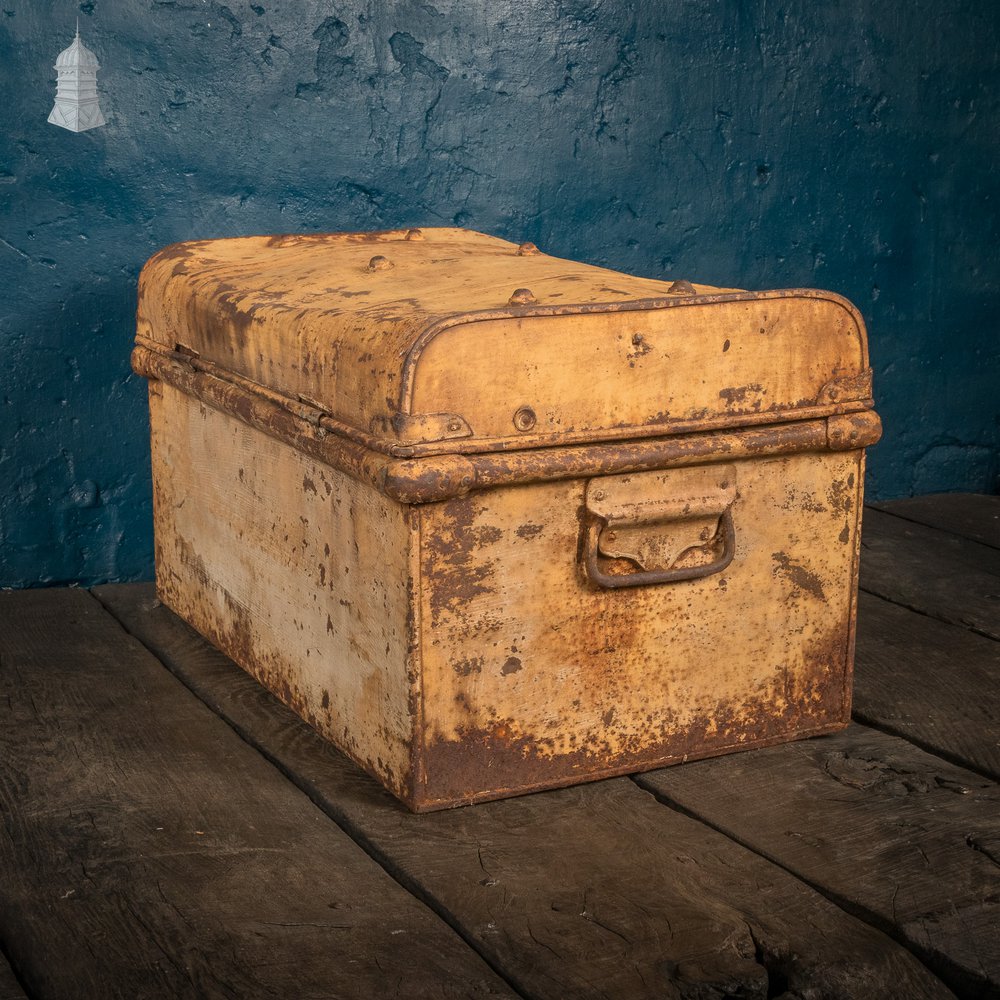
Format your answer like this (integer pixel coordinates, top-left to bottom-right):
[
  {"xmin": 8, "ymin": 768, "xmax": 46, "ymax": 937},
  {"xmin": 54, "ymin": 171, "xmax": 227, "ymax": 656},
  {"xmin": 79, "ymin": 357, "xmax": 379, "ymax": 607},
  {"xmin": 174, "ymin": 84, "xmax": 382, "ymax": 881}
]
[
  {"xmin": 639, "ymin": 724, "xmax": 1000, "ymax": 999},
  {"xmin": 95, "ymin": 583, "xmax": 956, "ymax": 1000},
  {"xmin": 0, "ymin": 588, "xmax": 517, "ymax": 1000},
  {"xmin": 854, "ymin": 591, "xmax": 1000, "ymax": 780},
  {"xmin": 860, "ymin": 507, "xmax": 1000, "ymax": 639},
  {"xmin": 871, "ymin": 494, "xmax": 1000, "ymax": 550}
]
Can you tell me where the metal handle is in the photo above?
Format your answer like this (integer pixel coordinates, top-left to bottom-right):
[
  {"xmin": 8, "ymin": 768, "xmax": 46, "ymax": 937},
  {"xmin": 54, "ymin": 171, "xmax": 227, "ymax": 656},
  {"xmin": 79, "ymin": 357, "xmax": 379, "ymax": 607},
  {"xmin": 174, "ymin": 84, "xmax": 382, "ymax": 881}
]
[{"xmin": 583, "ymin": 509, "xmax": 736, "ymax": 590}]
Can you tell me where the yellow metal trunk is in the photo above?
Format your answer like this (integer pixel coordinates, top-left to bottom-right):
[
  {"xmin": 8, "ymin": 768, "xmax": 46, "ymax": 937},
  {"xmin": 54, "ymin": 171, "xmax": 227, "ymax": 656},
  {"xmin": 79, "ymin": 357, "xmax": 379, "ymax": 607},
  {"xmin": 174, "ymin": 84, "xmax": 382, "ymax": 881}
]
[{"xmin": 135, "ymin": 227, "xmax": 881, "ymax": 811}]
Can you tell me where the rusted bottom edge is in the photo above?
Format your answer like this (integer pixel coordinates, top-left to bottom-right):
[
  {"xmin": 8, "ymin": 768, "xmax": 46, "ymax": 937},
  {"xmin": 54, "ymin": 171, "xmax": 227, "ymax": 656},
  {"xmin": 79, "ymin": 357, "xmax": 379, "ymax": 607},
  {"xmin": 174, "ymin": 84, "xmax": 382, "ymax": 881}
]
[{"xmin": 405, "ymin": 719, "xmax": 850, "ymax": 813}]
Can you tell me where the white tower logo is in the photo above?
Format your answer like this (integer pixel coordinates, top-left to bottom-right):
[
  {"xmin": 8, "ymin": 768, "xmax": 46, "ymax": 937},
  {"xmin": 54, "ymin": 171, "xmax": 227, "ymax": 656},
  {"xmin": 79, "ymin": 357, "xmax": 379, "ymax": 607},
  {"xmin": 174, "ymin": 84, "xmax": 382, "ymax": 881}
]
[{"xmin": 48, "ymin": 21, "xmax": 106, "ymax": 133}]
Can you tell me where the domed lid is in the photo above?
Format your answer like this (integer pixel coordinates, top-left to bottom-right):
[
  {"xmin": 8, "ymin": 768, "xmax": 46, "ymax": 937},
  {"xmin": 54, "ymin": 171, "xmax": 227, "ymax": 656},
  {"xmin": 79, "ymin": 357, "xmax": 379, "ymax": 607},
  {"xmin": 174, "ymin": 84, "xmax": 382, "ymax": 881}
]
[{"xmin": 55, "ymin": 25, "xmax": 99, "ymax": 69}]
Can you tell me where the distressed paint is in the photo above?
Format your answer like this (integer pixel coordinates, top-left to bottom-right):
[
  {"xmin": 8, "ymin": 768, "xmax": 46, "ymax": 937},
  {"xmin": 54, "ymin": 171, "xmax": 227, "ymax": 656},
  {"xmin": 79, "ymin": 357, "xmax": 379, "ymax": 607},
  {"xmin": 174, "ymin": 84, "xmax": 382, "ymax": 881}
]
[
  {"xmin": 135, "ymin": 228, "xmax": 871, "ymax": 455},
  {"xmin": 416, "ymin": 451, "xmax": 864, "ymax": 809},
  {"xmin": 151, "ymin": 381, "xmax": 417, "ymax": 798},
  {"xmin": 137, "ymin": 228, "xmax": 877, "ymax": 810},
  {"xmin": 2, "ymin": 0, "xmax": 998, "ymax": 587}
]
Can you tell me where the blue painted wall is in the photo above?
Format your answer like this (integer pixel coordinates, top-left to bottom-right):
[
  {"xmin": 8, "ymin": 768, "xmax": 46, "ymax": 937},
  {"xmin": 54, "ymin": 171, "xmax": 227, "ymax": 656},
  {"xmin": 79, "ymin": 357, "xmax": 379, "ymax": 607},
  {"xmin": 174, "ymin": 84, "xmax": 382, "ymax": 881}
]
[{"xmin": 1, "ymin": 1, "xmax": 998, "ymax": 587}]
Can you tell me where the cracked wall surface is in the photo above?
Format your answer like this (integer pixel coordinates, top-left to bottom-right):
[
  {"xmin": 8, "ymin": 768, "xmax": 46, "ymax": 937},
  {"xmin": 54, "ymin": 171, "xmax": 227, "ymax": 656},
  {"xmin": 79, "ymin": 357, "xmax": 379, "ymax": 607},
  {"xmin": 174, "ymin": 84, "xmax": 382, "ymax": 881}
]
[{"xmin": 1, "ymin": 0, "xmax": 998, "ymax": 586}]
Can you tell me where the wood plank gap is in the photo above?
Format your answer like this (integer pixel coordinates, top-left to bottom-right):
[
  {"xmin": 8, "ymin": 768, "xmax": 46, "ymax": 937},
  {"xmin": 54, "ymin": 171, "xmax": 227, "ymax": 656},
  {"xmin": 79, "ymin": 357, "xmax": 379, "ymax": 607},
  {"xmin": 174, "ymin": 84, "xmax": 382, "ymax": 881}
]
[
  {"xmin": 851, "ymin": 589, "xmax": 1000, "ymax": 781},
  {"xmin": 631, "ymin": 769, "xmax": 982, "ymax": 999},
  {"xmin": 0, "ymin": 945, "xmax": 30, "ymax": 1000},
  {"xmin": 859, "ymin": 507, "xmax": 1000, "ymax": 641},
  {"xmin": 89, "ymin": 588, "xmax": 536, "ymax": 1000},
  {"xmin": 864, "ymin": 502, "xmax": 1000, "ymax": 551},
  {"xmin": 867, "ymin": 496, "xmax": 1000, "ymax": 550},
  {"xmin": 859, "ymin": 584, "xmax": 999, "ymax": 644}
]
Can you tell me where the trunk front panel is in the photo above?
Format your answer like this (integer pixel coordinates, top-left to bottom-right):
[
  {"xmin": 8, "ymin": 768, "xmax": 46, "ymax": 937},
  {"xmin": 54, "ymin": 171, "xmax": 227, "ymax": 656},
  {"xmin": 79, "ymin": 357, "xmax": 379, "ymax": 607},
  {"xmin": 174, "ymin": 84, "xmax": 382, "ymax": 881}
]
[{"xmin": 415, "ymin": 450, "xmax": 863, "ymax": 808}]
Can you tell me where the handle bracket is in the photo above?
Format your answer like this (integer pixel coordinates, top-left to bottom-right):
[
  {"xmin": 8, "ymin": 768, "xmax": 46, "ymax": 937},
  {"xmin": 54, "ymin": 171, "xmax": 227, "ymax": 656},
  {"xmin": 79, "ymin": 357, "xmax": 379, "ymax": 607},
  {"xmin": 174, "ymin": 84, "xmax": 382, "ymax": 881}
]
[{"xmin": 582, "ymin": 465, "xmax": 737, "ymax": 589}]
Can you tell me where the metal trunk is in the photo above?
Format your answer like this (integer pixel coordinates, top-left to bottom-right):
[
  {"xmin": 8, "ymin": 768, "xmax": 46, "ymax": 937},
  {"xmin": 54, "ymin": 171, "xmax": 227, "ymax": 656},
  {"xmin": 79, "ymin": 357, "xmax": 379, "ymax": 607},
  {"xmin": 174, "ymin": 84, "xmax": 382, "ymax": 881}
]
[{"xmin": 134, "ymin": 228, "xmax": 881, "ymax": 811}]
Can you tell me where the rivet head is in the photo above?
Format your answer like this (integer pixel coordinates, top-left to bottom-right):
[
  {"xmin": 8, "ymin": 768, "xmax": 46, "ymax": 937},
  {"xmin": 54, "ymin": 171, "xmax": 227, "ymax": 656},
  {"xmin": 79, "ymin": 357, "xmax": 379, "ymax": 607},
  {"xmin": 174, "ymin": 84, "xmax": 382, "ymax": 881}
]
[
  {"xmin": 405, "ymin": 228, "xmax": 424, "ymax": 241},
  {"xmin": 667, "ymin": 279, "xmax": 696, "ymax": 294},
  {"xmin": 367, "ymin": 255, "xmax": 393, "ymax": 272},
  {"xmin": 592, "ymin": 489, "xmax": 606, "ymax": 502},
  {"xmin": 508, "ymin": 287, "xmax": 536, "ymax": 306},
  {"xmin": 513, "ymin": 406, "xmax": 537, "ymax": 432},
  {"xmin": 446, "ymin": 418, "xmax": 463, "ymax": 433},
  {"xmin": 516, "ymin": 241, "xmax": 540, "ymax": 256}
]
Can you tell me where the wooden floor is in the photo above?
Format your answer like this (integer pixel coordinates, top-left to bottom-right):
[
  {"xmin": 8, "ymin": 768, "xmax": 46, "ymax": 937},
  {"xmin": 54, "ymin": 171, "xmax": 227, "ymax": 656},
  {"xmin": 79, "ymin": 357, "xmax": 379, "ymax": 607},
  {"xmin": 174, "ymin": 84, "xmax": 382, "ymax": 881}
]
[{"xmin": 1, "ymin": 494, "xmax": 998, "ymax": 1000}]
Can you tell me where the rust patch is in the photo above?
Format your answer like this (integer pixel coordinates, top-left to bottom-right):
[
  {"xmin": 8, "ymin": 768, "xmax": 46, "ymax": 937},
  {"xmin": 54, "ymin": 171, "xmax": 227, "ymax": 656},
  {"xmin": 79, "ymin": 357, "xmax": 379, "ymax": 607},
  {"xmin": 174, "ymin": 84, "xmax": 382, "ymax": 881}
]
[
  {"xmin": 302, "ymin": 474, "xmax": 317, "ymax": 494},
  {"xmin": 772, "ymin": 551, "xmax": 827, "ymax": 601},
  {"xmin": 416, "ymin": 635, "xmax": 850, "ymax": 809},
  {"xmin": 719, "ymin": 383, "xmax": 765, "ymax": 407},
  {"xmin": 827, "ymin": 474, "xmax": 856, "ymax": 514},
  {"xmin": 515, "ymin": 522, "xmax": 544, "ymax": 539},
  {"xmin": 501, "ymin": 656, "xmax": 522, "ymax": 675},
  {"xmin": 454, "ymin": 656, "xmax": 484, "ymax": 677},
  {"xmin": 421, "ymin": 495, "xmax": 499, "ymax": 625},
  {"xmin": 626, "ymin": 332, "xmax": 653, "ymax": 361}
]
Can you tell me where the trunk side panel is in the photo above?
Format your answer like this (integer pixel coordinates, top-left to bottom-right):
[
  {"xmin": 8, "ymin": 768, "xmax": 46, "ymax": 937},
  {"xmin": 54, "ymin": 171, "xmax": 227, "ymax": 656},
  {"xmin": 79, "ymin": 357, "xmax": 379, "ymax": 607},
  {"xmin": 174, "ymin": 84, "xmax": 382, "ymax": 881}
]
[
  {"xmin": 150, "ymin": 383, "xmax": 415, "ymax": 799},
  {"xmin": 415, "ymin": 450, "xmax": 863, "ymax": 809}
]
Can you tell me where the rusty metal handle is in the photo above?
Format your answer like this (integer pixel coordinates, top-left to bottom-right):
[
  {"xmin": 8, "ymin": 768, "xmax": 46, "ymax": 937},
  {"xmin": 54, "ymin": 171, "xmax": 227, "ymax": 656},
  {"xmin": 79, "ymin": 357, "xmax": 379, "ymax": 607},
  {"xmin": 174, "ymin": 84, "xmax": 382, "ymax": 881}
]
[{"xmin": 583, "ymin": 509, "xmax": 735, "ymax": 589}]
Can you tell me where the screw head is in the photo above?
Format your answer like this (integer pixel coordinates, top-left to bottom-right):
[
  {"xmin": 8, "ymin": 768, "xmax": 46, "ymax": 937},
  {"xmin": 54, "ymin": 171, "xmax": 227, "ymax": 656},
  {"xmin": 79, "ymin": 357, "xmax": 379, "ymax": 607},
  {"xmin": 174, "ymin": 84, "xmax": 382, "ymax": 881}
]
[
  {"xmin": 513, "ymin": 406, "xmax": 537, "ymax": 432},
  {"xmin": 367, "ymin": 255, "xmax": 392, "ymax": 272},
  {"xmin": 405, "ymin": 228, "xmax": 424, "ymax": 241},
  {"xmin": 516, "ymin": 242, "xmax": 540, "ymax": 256},
  {"xmin": 508, "ymin": 287, "xmax": 536, "ymax": 306}
]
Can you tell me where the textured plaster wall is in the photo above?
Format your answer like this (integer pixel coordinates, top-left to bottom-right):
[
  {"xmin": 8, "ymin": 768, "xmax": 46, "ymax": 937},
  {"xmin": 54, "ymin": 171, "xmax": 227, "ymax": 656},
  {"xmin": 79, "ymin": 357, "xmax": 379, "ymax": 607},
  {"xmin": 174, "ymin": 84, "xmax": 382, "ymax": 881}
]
[{"xmin": 1, "ymin": 1, "xmax": 998, "ymax": 587}]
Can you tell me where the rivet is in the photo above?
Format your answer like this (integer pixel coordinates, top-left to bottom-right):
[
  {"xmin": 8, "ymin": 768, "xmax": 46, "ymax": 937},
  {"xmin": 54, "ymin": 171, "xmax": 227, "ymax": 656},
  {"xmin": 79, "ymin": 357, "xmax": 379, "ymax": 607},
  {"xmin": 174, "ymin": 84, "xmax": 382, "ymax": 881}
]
[
  {"xmin": 593, "ymin": 490, "xmax": 606, "ymax": 502},
  {"xmin": 606, "ymin": 531, "xmax": 617, "ymax": 541},
  {"xmin": 460, "ymin": 475, "xmax": 473, "ymax": 487},
  {"xmin": 367, "ymin": 255, "xmax": 392, "ymax": 272},
  {"xmin": 447, "ymin": 418, "xmax": 463, "ymax": 432},
  {"xmin": 508, "ymin": 287, "xmax": 536, "ymax": 306},
  {"xmin": 516, "ymin": 241, "xmax": 540, "ymax": 256},
  {"xmin": 405, "ymin": 228, "xmax": 424, "ymax": 241},
  {"xmin": 667, "ymin": 279, "xmax": 696, "ymax": 294},
  {"xmin": 513, "ymin": 406, "xmax": 537, "ymax": 432}
]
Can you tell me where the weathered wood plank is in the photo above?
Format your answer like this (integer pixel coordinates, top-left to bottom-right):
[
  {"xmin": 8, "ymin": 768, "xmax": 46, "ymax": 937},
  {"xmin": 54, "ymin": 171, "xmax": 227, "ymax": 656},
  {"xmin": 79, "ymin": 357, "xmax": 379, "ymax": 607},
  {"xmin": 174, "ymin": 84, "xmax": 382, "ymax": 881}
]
[
  {"xmin": 854, "ymin": 591, "xmax": 1000, "ymax": 780},
  {"xmin": 0, "ymin": 588, "xmax": 517, "ymax": 1000},
  {"xmin": 872, "ymin": 494, "xmax": 1000, "ymax": 550},
  {"xmin": 96, "ymin": 582, "xmax": 957, "ymax": 1000},
  {"xmin": 860, "ymin": 507, "xmax": 1000, "ymax": 639},
  {"xmin": 639, "ymin": 725, "xmax": 1000, "ymax": 1000}
]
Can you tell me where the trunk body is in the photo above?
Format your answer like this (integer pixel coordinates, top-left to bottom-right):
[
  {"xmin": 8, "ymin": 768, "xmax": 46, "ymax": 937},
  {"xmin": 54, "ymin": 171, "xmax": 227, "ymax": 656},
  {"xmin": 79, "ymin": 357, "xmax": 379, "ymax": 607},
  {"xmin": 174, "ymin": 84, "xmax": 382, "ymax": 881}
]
[{"xmin": 137, "ymin": 228, "xmax": 880, "ymax": 811}]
